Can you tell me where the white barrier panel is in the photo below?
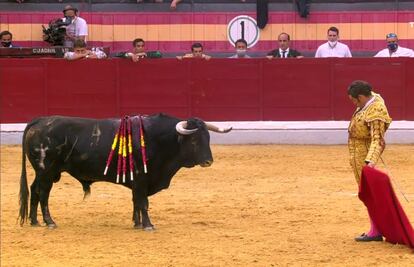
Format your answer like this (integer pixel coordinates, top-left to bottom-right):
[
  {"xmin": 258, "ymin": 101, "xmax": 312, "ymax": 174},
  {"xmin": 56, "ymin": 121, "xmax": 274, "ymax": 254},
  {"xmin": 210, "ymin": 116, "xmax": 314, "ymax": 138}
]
[{"xmin": 2, "ymin": 121, "xmax": 414, "ymax": 145}]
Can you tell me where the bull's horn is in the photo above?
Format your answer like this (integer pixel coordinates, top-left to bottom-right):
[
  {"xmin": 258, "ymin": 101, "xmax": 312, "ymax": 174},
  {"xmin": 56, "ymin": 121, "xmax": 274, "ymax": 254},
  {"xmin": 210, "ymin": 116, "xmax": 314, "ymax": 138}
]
[
  {"xmin": 176, "ymin": 121, "xmax": 198, "ymax": 135},
  {"xmin": 205, "ymin": 122, "xmax": 232, "ymax": 133}
]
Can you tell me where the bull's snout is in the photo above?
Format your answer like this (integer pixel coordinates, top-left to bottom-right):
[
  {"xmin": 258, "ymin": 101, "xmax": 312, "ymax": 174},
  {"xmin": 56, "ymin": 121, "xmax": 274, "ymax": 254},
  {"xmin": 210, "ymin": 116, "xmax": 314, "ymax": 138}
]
[{"xmin": 200, "ymin": 159, "xmax": 213, "ymax": 167}]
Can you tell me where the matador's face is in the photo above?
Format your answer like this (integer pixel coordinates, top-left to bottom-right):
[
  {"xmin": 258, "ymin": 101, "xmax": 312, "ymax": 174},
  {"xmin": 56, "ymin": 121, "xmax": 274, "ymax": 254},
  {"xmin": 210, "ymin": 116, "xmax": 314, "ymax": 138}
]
[
  {"xmin": 349, "ymin": 95, "xmax": 362, "ymax": 108},
  {"xmin": 349, "ymin": 95, "xmax": 371, "ymax": 109}
]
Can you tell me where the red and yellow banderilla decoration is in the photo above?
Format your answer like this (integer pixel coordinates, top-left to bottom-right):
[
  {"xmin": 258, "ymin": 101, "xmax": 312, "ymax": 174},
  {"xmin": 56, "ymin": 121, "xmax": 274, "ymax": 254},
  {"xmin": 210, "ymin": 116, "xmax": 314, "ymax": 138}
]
[
  {"xmin": 116, "ymin": 118, "xmax": 124, "ymax": 183},
  {"xmin": 122, "ymin": 117, "xmax": 128, "ymax": 183},
  {"xmin": 103, "ymin": 116, "xmax": 148, "ymax": 183},
  {"xmin": 127, "ymin": 118, "xmax": 134, "ymax": 180},
  {"xmin": 139, "ymin": 115, "xmax": 148, "ymax": 174},
  {"xmin": 103, "ymin": 121, "xmax": 122, "ymax": 176}
]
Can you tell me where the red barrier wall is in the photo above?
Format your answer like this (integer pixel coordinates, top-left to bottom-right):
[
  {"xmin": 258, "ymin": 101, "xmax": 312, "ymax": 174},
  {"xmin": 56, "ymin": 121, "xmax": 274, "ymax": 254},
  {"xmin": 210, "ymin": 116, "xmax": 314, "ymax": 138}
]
[{"xmin": 1, "ymin": 58, "xmax": 413, "ymax": 123}]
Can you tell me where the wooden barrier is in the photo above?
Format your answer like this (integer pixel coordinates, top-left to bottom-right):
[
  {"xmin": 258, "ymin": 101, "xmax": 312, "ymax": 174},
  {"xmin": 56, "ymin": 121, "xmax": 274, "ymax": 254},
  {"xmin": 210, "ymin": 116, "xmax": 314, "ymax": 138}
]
[{"xmin": 1, "ymin": 58, "xmax": 413, "ymax": 123}]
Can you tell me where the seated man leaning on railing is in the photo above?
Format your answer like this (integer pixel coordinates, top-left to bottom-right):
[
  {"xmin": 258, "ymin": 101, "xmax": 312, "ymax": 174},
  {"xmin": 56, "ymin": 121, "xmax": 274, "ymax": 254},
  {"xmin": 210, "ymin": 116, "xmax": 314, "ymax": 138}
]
[
  {"xmin": 63, "ymin": 38, "xmax": 107, "ymax": 60},
  {"xmin": 115, "ymin": 38, "xmax": 162, "ymax": 62},
  {"xmin": 176, "ymin": 42, "xmax": 211, "ymax": 60}
]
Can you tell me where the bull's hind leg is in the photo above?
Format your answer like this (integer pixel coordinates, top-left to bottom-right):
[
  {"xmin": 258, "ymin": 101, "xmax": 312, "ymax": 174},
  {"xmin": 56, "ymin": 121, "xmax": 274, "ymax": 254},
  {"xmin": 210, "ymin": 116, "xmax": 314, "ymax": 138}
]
[
  {"xmin": 29, "ymin": 179, "xmax": 41, "ymax": 226},
  {"xmin": 27, "ymin": 134, "xmax": 62, "ymax": 228},
  {"xmin": 38, "ymin": 178, "xmax": 57, "ymax": 228}
]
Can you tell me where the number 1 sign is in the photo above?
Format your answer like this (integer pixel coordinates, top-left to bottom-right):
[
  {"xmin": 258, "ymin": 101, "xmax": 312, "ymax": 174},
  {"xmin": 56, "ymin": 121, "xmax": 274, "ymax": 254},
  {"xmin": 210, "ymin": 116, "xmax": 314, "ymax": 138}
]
[{"xmin": 227, "ymin": 15, "xmax": 260, "ymax": 48}]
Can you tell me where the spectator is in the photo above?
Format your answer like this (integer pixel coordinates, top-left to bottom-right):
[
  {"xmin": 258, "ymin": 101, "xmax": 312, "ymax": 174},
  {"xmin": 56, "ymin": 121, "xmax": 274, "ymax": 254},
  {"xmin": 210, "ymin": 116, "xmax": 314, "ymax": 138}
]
[
  {"xmin": 176, "ymin": 42, "xmax": 211, "ymax": 60},
  {"xmin": 229, "ymin": 39, "xmax": 250, "ymax": 58},
  {"xmin": 125, "ymin": 38, "xmax": 148, "ymax": 62},
  {"xmin": 137, "ymin": 0, "xmax": 164, "ymax": 3},
  {"xmin": 374, "ymin": 33, "xmax": 414, "ymax": 57},
  {"xmin": 117, "ymin": 38, "xmax": 161, "ymax": 61},
  {"xmin": 266, "ymin": 32, "xmax": 303, "ymax": 59},
  {"xmin": 64, "ymin": 39, "xmax": 106, "ymax": 60},
  {"xmin": 0, "ymin": 31, "xmax": 18, "ymax": 48},
  {"xmin": 136, "ymin": 0, "xmax": 182, "ymax": 10},
  {"xmin": 62, "ymin": 5, "xmax": 88, "ymax": 48},
  {"xmin": 315, "ymin": 26, "xmax": 352, "ymax": 58},
  {"xmin": 170, "ymin": 0, "xmax": 182, "ymax": 9}
]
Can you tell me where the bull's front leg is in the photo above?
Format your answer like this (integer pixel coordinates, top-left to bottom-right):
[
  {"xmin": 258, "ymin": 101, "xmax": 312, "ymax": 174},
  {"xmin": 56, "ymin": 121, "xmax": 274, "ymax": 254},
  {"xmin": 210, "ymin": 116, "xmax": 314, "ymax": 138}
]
[
  {"xmin": 132, "ymin": 209, "xmax": 141, "ymax": 228},
  {"xmin": 132, "ymin": 187, "xmax": 154, "ymax": 231},
  {"xmin": 140, "ymin": 197, "xmax": 153, "ymax": 231},
  {"xmin": 132, "ymin": 190, "xmax": 141, "ymax": 228}
]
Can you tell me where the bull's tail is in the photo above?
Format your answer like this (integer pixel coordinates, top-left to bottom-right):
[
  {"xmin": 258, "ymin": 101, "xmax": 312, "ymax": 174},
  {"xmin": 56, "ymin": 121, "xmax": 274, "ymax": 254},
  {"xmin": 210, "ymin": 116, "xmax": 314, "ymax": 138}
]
[{"xmin": 19, "ymin": 119, "xmax": 40, "ymax": 226}]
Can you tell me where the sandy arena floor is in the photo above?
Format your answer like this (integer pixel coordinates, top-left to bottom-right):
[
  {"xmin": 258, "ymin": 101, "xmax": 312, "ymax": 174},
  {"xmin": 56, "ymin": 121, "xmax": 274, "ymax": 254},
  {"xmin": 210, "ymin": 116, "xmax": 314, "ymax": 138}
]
[{"xmin": 1, "ymin": 144, "xmax": 414, "ymax": 266}]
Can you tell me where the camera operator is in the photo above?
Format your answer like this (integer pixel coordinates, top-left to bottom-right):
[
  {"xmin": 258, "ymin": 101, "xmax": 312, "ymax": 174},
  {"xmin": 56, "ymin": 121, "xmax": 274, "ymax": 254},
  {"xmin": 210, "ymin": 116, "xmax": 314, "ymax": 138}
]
[{"xmin": 62, "ymin": 5, "xmax": 88, "ymax": 48}]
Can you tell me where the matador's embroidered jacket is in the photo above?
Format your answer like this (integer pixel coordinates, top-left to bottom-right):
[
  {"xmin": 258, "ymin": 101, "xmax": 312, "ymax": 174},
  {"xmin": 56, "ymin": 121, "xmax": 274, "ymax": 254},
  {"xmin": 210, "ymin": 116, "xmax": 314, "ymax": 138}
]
[{"xmin": 348, "ymin": 93, "xmax": 392, "ymax": 184}]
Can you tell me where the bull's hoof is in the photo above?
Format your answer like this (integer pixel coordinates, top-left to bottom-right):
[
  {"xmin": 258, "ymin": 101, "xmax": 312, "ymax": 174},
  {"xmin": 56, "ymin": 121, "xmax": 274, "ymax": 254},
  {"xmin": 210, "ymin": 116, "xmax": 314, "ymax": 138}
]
[
  {"xmin": 134, "ymin": 224, "xmax": 142, "ymax": 229},
  {"xmin": 30, "ymin": 222, "xmax": 41, "ymax": 227},
  {"xmin": 143, "ymin": 226, "xmax": 155, "ymax": 231},
  {"xmin": 47, "ymin": 223, "xmax": 57, "ymax": 229}
]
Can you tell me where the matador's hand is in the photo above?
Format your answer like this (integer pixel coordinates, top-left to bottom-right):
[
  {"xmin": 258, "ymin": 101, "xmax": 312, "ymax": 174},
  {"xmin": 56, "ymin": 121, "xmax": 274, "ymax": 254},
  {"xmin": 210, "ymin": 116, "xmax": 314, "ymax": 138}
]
[{"xmin": 366, "ymin": 162, "xmax": 376, "ymax": 168}]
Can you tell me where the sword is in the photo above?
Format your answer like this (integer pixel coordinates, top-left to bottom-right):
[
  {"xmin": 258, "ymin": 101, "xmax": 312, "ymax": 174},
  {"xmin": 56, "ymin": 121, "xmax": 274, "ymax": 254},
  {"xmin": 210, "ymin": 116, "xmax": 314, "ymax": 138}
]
[{"xmin": 379, "ymin": 155, "xmax": 410, "ymax": 203}]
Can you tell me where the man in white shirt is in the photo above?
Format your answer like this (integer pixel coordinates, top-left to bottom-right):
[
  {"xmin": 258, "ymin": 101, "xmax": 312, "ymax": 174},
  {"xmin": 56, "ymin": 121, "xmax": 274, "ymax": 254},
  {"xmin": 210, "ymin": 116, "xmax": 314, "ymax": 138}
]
[
  {"xmin": 374, "ymin": 33, "xmax": 414, "ymax": 57},
  {"xmin": 62, "ymin": 5, "xmax": 88, "ymax": 48},
  {"xmin": 315, "ymin": 26, "xmax": 352, "ymax": 58}
]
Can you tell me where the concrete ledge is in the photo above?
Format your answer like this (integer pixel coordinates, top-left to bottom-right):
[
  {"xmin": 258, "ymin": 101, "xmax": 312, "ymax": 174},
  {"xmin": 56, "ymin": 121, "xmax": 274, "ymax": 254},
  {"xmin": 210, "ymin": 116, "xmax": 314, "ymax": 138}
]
[
  {"xmin": 2, "ymin": 121, "xmax": 414, "ymax": 145},
  {"xmin": 208, "ymin": 121, "xmax": 414, "ymax": 144}
]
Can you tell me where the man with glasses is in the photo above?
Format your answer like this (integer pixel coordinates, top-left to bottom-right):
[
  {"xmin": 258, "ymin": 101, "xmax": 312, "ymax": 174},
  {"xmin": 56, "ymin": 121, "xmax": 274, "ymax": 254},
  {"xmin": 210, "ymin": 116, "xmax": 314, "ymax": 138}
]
[
  {"xmin": 374, "ymin": 33, "xmax": 414, "ymax": 57},
  {"xmin": 267, "ymin": 32, "xmax": 303, "ymax": 59},
  {"xmin": 315, "ymin": 26, "xmax": 352, "ymax": 58}
]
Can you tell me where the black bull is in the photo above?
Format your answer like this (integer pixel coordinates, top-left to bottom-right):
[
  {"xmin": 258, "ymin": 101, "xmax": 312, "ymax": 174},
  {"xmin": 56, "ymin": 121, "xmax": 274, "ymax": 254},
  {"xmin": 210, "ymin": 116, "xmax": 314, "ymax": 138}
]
[{"xmin": 18, "ymin": 114, "xmax": 231, "ymax": 230}]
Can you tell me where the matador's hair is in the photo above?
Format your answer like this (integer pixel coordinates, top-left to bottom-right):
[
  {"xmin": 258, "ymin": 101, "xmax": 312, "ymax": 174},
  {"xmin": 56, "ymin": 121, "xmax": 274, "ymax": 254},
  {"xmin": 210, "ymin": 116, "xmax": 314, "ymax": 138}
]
[{"xmin": 348, "ymin": 80, "xmax": 373, "ymax": 98}]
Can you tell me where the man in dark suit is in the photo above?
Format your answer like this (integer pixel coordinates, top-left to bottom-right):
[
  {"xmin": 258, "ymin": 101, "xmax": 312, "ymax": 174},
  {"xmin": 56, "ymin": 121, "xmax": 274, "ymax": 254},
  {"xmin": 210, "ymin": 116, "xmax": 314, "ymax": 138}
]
[{"xmin": 267, "ymin": 32, "xmax": 303, "ymax": 58}]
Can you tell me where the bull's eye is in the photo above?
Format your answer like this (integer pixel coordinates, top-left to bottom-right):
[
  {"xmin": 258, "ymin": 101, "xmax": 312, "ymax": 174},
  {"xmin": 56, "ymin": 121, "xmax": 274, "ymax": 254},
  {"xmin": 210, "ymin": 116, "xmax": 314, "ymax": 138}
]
[{"xmin": 191, "ymin": 138, "xmax": 198, "ymax": 152}]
